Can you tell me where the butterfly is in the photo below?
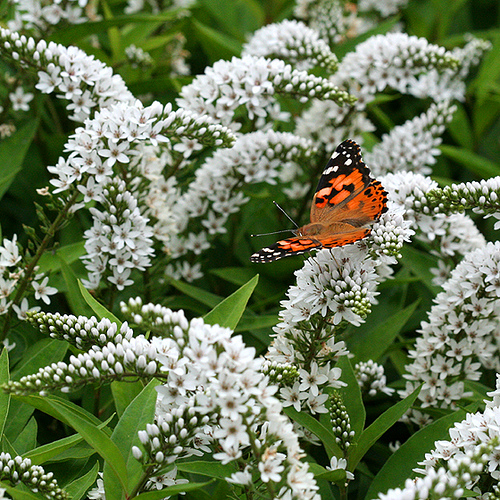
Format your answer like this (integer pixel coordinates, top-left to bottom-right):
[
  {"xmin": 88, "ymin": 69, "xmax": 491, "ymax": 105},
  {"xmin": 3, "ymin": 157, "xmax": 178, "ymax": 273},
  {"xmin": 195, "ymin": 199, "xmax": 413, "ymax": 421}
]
[{"xmin": 250, "ymin": 139, "xmax": 388, "ymax": 263}]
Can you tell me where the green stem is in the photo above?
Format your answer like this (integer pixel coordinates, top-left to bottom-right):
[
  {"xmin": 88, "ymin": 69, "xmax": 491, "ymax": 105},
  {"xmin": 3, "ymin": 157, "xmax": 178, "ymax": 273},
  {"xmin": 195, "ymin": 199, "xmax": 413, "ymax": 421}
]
[{"xmin": 0, "ymin": 189, "xmax": 80, "ymax": 341}]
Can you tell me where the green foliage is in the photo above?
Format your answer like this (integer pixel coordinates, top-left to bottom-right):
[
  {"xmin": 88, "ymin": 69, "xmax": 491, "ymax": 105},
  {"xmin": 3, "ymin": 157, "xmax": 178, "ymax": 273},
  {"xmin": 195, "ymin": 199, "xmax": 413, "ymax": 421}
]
[{"xmin": 1, "ymin": 0, "xmax": 500, "ymax": 498}]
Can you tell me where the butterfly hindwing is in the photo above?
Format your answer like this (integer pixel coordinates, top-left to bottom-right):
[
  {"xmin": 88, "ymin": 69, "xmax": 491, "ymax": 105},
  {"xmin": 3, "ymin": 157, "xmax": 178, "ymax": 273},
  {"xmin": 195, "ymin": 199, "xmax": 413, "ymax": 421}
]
[{"xmin": 250, "ymin": 238, "xmax": 322, "ymax": 263}]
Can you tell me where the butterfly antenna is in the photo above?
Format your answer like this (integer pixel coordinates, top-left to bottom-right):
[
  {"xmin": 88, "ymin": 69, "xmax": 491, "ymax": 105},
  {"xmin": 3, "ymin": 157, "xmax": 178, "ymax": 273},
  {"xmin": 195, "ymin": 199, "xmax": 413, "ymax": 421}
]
[
  {"xmin": 273, "ymin": 201, "xmax": 299, "ymax": 228},
  {"xmin": 251, "ymin": 229, "xmax": 295, "ymax": 237}
]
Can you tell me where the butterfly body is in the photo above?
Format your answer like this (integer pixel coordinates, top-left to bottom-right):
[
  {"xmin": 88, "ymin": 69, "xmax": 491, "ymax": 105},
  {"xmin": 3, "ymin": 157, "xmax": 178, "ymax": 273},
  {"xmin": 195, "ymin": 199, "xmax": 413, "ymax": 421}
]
[{"xmin": 250, "ymin": 139, "xmax": 388, "ymax": 263}]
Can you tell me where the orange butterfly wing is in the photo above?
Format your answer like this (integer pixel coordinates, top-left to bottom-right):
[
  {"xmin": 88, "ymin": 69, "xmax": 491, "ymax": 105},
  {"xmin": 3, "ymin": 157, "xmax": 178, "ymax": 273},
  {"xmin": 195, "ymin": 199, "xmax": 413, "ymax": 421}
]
[{"xmin": 250, "ymin": 140, "xmax": 388, "ymax": 263}]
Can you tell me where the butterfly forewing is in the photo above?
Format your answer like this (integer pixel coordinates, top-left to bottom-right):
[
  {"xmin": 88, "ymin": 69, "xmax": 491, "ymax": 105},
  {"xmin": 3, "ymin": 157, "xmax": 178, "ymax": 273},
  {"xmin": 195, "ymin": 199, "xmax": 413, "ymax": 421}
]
[
  {"xmin": 311, "ymin": 139, "xmax": 373, "ymax": 223},
  {"xmin": 250, "ymin": 140, "xmax": 389, "ymax": 263}
]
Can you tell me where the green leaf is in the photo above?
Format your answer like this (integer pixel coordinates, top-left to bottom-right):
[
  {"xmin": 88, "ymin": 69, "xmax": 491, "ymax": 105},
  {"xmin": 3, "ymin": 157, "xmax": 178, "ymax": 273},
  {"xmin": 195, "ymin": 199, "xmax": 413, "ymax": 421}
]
[
  {"xmin": 350, "ymin": 386, "xmax": 421, "ymax": 470},
  {"xmin": 104, "ymin": 380, "xmax": 159, "ymax": 500},
  {"xmin": 400, "ymin": 246, "xmax": 440, "ymax": 295},
  {"xmin": 50, "ymin": 11, "xmax": 184, "ymax": 44},
  {"xmin": 133, "ymin": 480, "xmax": 214, "ymax": 500},
  {"xmin": 197, "ymin": 0, "xmax": 263, "ymax": 40},
  {"xmin": 447, "ymin": 103, "xmax": 474, "ymax": 148},
  {"xmin": 284, "ymin": 407, "xmax": 342, "ymax": 458},
  {"xmin": 350, "ymin": 300, "xmax": 420, "ymax": 362},
  {"xmin": 111, "ymin": 380, "xmax": 144, "ymax": 418},
  {"xmin": 176, "ymin": 460, "xmax": 237, "ymax": 479},
  {"xmin": 234, "ymin": 313, "xmax": 278, "ymax": 332},
  {"xmin": 25, "ymin": 417, "xmax": 112, "ymax": 464},
  {"xmin": 463, "ymin": 380, "xmax": 491, "ymax": 402},
  {"xmin": 14, "ymin": 395, "xmax": 128, "ymax": 495},
  {"xmin": 0, "ymin": 120, "xmax": 39, "ymax": 200},
  {"xmin": 12, "ymin": 417, "xmax": 37, "ymax": 455},
  {"xmin": 440, "ymin": 144, "xmax": 500, "ymax": 178},
  {"xmin": 365, "ymin": 409, "xmax": 467, "ymax": 499},
  {"xmin": 204, "ymin": 275, "xmax": 258, "ymax": 329},
  {"xmin": 78, "ymin": 280, "xmax": 121, "ymax": 325},
  {"xmin": 471, "ymin": 32, "xmax": 500, "ymax": 104},
  {"xmin": 12, "ymin": 338, "xmax": 68, "ymax": 381},
  {"xmin": 337, "ymin": 356, "xmax": 365, "ymax": 439},
  {"xmin": 37, "ymin": 242, "xmax": 86, "ymax": 272},
  {"xmin": 169, "ymin": 279, "xmax": 221, "ymax": 309},
  {"xmin": 191, "ymin": 19, "xmax": 242, "ymax": 61},
  {"xmin": 59, "ymin": 256, "xmax": 94, "ymax": 316},
  {"xmin": 0, "ymin": 482, "xmax": 45, "ymax": 499},
  {"xmin": 308, "ymin": 463, "xmax": 346, "ymax": 483},
  {"xmin": 65, "ymin": 461, "xmax": 100, "ymax": 500},
  {"xmin": 0, "ymin": 348, "xmax": 10, "ymax": 438}
]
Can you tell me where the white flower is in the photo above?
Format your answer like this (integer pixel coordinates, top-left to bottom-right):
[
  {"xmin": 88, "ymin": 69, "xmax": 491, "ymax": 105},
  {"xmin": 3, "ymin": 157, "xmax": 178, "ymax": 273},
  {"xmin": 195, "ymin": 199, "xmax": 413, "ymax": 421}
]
[
  {"xmin": 9, "ymin": 87, "xmax": 34, "ymax": 112},
  {"xmin": 32, "ymin": 276, "xmax": 58, "ymax": 304},
  {"xmin": 327, "ymin": 456, "xmax": 355, "ymax": 480}
]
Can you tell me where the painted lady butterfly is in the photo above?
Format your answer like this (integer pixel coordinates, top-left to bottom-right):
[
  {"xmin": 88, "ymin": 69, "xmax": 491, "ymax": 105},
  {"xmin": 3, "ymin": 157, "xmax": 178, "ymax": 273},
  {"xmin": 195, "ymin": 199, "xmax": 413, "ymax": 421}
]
[{"xmin": 250, "ymin": 139, "xmax": 388, "ymax": 263}]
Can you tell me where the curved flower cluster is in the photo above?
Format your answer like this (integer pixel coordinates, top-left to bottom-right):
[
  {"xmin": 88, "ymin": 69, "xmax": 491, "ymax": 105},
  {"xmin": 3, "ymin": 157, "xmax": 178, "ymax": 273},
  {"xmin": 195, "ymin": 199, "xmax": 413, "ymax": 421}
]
[
  {"xmin": 277, "ymin": 246, "xmax": 382, "ymax": 332},
  {"xmin": 415, "ymin": 376, "xmax": 500, "ymax": 492},
  {"xmin": 4, "ymin": 333, "xmax": 161, "ymax": 396},
  {"xmin": 401, "ymin": 242, "xmax": 500, "ymax": 420},
  {"xmin": 378, "ymin": 441, "xmax": 495, "ymax": 500},
  {"xmin": 333, "ymin": 33, "xmax": 463, "ymax": 107},
  {"xmin": 422, "ymin": 176, "xmax": 500, "ymax": 226},
  {"xmin": 0, "ymin": 452, "xmax": 68, "ymax": 500},
  {"xmin": 177, "ymin": 55, "xmax": 355, "ymax": 130},
  {"xmin": 365, "ymin": 101, "xmax": 457, "ymax": 176},
  {"xmin": 81, "ymin": 180, "xmax": 155, "ymax": 290},
  {"xmin": 330, "ymin": 391, "xmax": 355, "ymax": 452},
  {"xmin": 27, "ymin": 311, "xmax": 134, "ymax": 350},
  {"xmin": 242, "ymin": 20, "xmax": 338, "ymax": 72},
  {"xmin": 119, "ymin": 299, "xmax": 321, "ymax": 499},
  {"xmin": 0, "ymin": 29, "xmax": 133, "ymax": 122},
  {"xmin": 165, "ymin": 130, "xmax": 316, "ymax": 279},
  {"xmin": 355, "ymin": 360, "xmax": 394, "ymax": 397},
  {"xmin": 381, "ymin": 171, "xmax": 486, "ymax": 283}
]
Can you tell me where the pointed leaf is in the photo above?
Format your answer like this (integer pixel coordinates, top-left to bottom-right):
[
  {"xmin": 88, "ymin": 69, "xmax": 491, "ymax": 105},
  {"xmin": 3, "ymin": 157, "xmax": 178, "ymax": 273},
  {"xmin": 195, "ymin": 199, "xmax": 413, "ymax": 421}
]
[
  {"xmin": 440, "ymin": 144, "xmax": 500, "ymax": 178},
  {"xmin": 337, "ymin": 356, "xmax": 365, "ymax": 438},
  {"xmin": 14, "ymin": 395, "xmax": 128, "ymax": 495},
  {"xmin": 350, "ymin": 300, "xmax": 419, "ymax": 362},
  {"xmin": 25, "ymin": 417, "xmax": 112, "ymax": 464},
  {"xmin": 59, "ymin": 256, "xmax": 94, "ymax": 316},
  {"xmin": 365, "ymin": 409, "xmax": 467, "ymax": 499},
  {"xmin": 350, "ymin": 386, "xmax": 421, "ymax": 469},
  {"xmin": 65, "ymin": 461, "xmax": 100, "ymax": 500},
  {"xmin": 0, "ymin": 482, "xmax": 45, "ymax": 500},
  {"xmin": 0, "ymin": 348, "xmax": 10, "ymax": 438},
  {"xmin": 104, "ymin": 380, "xmax": 159, "ymax": 500},
  {"xmin": 204, "ymin": 275, "xmax": 259, "ymax": 329},
  {"xmin": 0, "ymin": 120, "xmax": 38, "ymax": 200},
  {"xmin": 78, "ymin": 280, "xmax": 121, "ymax": 325},
  {"xmin": 12, "ymin": 338, "xmax": 67, "ymax": 381},
  {"xmin": 169, "ymin": 279, "xmax": 221, "ymax": 308},
  {"xmin": 111, "ymin": 380, "xmax": 143, "ymax": 417},
  {"xmin": 284, "ymin": 407, "xmax": 342, "ymax": 458},
  {"xmin": 176, "ymin": 461, "xmax": 237, "ymax": 479}
]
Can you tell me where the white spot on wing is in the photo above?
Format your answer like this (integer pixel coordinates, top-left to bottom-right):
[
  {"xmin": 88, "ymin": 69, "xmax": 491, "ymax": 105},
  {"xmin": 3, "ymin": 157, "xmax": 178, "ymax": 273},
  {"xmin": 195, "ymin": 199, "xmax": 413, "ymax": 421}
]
[
  {"xmin": 331, "ymin": 152, "xmax": 340, "ymax": 159},
  {"xmin": 344, "ymin": 158, "xmax": 352, "ymax": 166}
]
